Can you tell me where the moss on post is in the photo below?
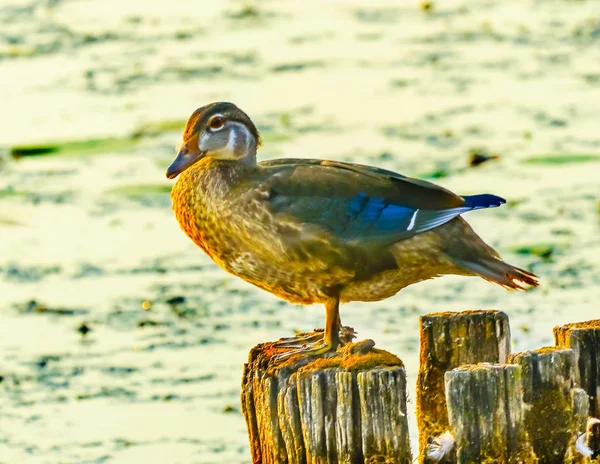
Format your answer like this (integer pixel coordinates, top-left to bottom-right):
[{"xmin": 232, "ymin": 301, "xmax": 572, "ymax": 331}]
[
  {"xmin": 241, "ymin": 334, "xmax": 412, "ymax": 463},
  {"xmin": 509, "ymin": 347, "xmax": 589, "ymax": 462},
  {"xmin": 554, "ymin": 320, "xmax": 600, "ymax": 417},
  {"xmin": 445, "ymin": 363, "xmax": 537, "ymax": 464},
  {"xmin": 416, "ymin": 310, "xmax": 511, "ymax": 463}
]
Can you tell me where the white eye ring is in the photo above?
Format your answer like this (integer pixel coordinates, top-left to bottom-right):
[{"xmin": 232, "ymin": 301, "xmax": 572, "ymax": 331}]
[{"xmin": 208, "ymin": 114, "xmax": 225, "ymax": 131}]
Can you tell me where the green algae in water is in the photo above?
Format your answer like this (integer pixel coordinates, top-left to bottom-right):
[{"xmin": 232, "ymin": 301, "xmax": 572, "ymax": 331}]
[
  {"xmin": 11, "ymin": 137, "xmax": 140, "ymax": 159},
  {"xmin": 523, "ymin": 154, "xmax": 600, "ymax": 165},
  {"xmin": 270, "ymin": 61, "xmax": 325, "ymax": 73},
  {"xmin": 0, "ymin": 216, "xmax": 22, "ymax": 227},
  {"xmin": 507, "ymin": 243, "xmax": 564, "ymax": 260},
  {"xmin": 227, "ymin": 5, "xmax": 260, "ymax": 19},
  {"xmin": 257, "ymin": 130, "xmax": 291, "ymax": 144},
  {"xmin": 0, "ymin": 186, "xmax": 27, "ymax": 199},
  {"xmin": 10, "ymin": 118, "xmax": 190, "ymax": 159},
  {"xmin": 105, "ymin": 183, "xmax": 172, "ymax": 208},
  {"xmin": 105, "ymin": 184, "xmax": 172, "ymax": 199},
  {"xmin": 225, "ymin": 4, "xmax": 277, "ymax": 21},
  {"xmin": 419, "ymin": 168, "xmax": 449, "ymax": 179},
  {"xmin": 132, "ymin": 119, "xmax": 186, "ymax": 138}
]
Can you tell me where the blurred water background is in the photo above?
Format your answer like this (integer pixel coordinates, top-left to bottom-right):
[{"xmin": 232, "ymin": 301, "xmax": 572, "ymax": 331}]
[{"xmin": 1, "ymin": 0, "xmax": 600, "ymax": 462}]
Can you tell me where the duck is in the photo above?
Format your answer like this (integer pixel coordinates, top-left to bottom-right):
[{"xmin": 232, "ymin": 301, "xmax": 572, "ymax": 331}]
[{"xmin": 166, "ymin": 102, "xmax": 538, "ymax": 358}]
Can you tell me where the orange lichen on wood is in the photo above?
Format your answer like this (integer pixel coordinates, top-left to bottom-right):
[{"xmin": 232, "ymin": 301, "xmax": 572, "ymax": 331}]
[
  {"xmin": 300, "ymin": 347, "xmax": 403, "ymax": 373},
  {"xmin": 532, "ymin": 345, "xmax": 571, "ymax": 355},
  {"xmin": 554, "ymin": 319, "xmax": 600, "ymax": 346},
  {"xmin": 257, "ymin": 332, "xmax": 403, "ymax": 375},
  {"xmin": 557, "ymin": 319, "xmax": 600, "ymax": 330},
  {"xmin": 425, "ymin": 309, "xmax": 501, "ymax": 318}
]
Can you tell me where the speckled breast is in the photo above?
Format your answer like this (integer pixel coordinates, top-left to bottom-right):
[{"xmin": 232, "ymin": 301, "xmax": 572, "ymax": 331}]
[{"xmin": 170, "ymin": 164, "xmax": 331, "ymax": 305}]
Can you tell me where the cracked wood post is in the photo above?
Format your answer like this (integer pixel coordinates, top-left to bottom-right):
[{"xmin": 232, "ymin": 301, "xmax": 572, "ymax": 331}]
[
  {"xmin": 445, "ymin": 363, "xmax": 537, "ymax": 463},
  {"xmin": 509, "ymin": 347, "xmax": 589, "ymax": 463},
  {"xmin": 554, "ymin": 320, "xmax": 600, "ymax": 417},
  {"xmin": 416, "ymin": 310, "xmax": 511, "ymax": 463},
  {"xmin": 241, "ymin": 335, "xmax": 412, "ymax": 464}
]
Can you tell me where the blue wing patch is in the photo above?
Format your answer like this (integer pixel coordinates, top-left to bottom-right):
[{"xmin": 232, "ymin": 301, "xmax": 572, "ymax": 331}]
[
  {"xmin": 348, "ymin": 193, "xmax": 415, "ymax": 231},
  {"xmin": 347, "ymin": 192, "xmax": 505, "ymax": 237}
]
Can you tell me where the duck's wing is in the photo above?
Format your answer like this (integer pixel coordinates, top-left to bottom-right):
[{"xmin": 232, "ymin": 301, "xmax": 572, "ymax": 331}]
[{"xmin": 253, "ymin": 159, "xmax": 504, "ymax": 244}]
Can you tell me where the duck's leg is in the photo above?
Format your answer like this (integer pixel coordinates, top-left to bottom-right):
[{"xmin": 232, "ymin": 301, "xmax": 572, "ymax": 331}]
[
  {"xmin": 323, "ymin": 297, "xmax": 341, "ymax": 351},
  {"xmin": 273, "ymin": 297, "xmax": 341, "ymax": 360}
]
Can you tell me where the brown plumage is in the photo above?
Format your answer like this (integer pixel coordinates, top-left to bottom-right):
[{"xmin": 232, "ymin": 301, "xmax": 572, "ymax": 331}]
[{"xmin": 167, "ymin": 102, "xmax": 538, "ymax": 357}]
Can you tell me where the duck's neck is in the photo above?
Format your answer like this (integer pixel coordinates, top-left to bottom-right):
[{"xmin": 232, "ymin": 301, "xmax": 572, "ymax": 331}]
[
  {"xmin": 171, "ymin": 157, "xmax": 255, "ymax": 258},
  {"xmin": 176, "ymin": 157, "xmax": 253, "ymax": 202}
]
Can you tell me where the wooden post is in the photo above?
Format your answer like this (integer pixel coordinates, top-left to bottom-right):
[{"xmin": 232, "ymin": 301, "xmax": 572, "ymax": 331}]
[
  {"xmin": 445, "ymin": 363, "xmax": 537, "ymax": 463},
  {"xmin": 509, "ymin": 347, "xmax": 589, "ymax": 462},
  {"xmin": 554, "ymin": 320, "xmax": 600, "ymax": 417},
  {"xmin": 416, "ymin": 310, "xmax": 511, "ymax": 462},
  {"xmin": 241, "ymin": 335, "xmax": 412, "ymax": 463}
]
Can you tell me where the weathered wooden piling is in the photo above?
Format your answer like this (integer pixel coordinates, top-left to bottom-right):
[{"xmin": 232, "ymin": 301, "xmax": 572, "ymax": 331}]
[
  {"xmin": 445, "ymin": 363, "xmax": 537, "ymax": 463},
  {"xmin": 241, "ymin": 334, "xmax": 412, "ymax": 463},
  {"xmin": 554, "ymin": 320, "xmax": 600, "ymax": 417},
  {"xmin": 416, "ymin": 310, "xmax": 511, "ymax": 462},
  {"xmin": 509, "ymin": 347, "xmax": 589, "ymax": 462}
]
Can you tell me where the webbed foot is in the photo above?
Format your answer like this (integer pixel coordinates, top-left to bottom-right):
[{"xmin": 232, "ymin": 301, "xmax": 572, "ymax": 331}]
[
  {"xmin": 271, "ymin": 297, "xmax": 357, "ymax": 363},
  {"xmin": 272, "ymin": 335, "xmax": 335, "ymax": 362},
  {"xmin": 273, "ymin": 329, "xmax": 324, "ymax": 349}
]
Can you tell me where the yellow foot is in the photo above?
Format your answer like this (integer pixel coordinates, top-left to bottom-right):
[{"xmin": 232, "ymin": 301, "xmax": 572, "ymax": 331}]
[
  {"xmin": 273, "ymin": 298, "xmax": 350, "ymax": 363},
  {"xmin": 272, "ymin": 326, "xmax": 357, "ymax": 362},
  {"xmin": 273, "ymin": 330, "xmax": 324, "ymax": 349},
  {"xmin": 272, "ymin": 337, "xmax": 335, "ymax": 362},
  {"xmin": 273, "ymin": 326, "xmax": 356, "ymax": 350}
]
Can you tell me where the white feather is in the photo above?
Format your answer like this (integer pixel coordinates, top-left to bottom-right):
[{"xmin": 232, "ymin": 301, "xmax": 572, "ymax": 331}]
[
  {"xmin": 407, "ymin": 209, "xmax": 419, "ymax": 231},
  {"xmin": 576, "ymin": 418, "xmax": 600, "ymax": 458},
  {"xmin": 576, "ymin": 433, "xmax": 592, "ymax": 457},
  {"xmin": 426, "ymin": 430, "xmax": 455, "ymax": 461}
]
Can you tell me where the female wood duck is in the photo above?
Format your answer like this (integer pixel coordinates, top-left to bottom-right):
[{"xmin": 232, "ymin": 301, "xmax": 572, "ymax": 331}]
[{"xmin": 166, "ymin": 102, "xmax": 538, "ymax": 358}]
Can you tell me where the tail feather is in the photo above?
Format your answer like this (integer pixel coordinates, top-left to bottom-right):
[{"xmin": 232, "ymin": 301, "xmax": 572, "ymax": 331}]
[
  {"xmin": 452, "ymin": 257, "xmax": 539, "ymax": 291},
  {"xmin": 462, "ymin": 194, "xmax": 506, "ymax": 210}
]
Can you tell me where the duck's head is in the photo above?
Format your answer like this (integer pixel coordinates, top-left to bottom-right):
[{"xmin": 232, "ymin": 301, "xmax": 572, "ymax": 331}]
[{"xmin": 166, "ymin": 102, "xmax": 261, "ymax": 179}]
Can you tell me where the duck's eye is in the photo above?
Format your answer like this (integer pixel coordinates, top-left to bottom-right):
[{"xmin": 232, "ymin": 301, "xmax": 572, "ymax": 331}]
[{"xmin": 208, "ymin": 115, "xmax": 225, "ymax": 131}]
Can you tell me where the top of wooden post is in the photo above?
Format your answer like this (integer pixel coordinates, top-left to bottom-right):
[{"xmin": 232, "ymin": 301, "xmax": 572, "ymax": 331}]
[
  {"xmin": 423, "ymin": 309, "xmax": 506, "ymax": 318},
  {"xmin": 554, "ymin": 319, "xmax": 600, "ymax": 346},
  {"xmin": 246, "ymin": 335, "xmax": 404, "ymax": 376}
]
